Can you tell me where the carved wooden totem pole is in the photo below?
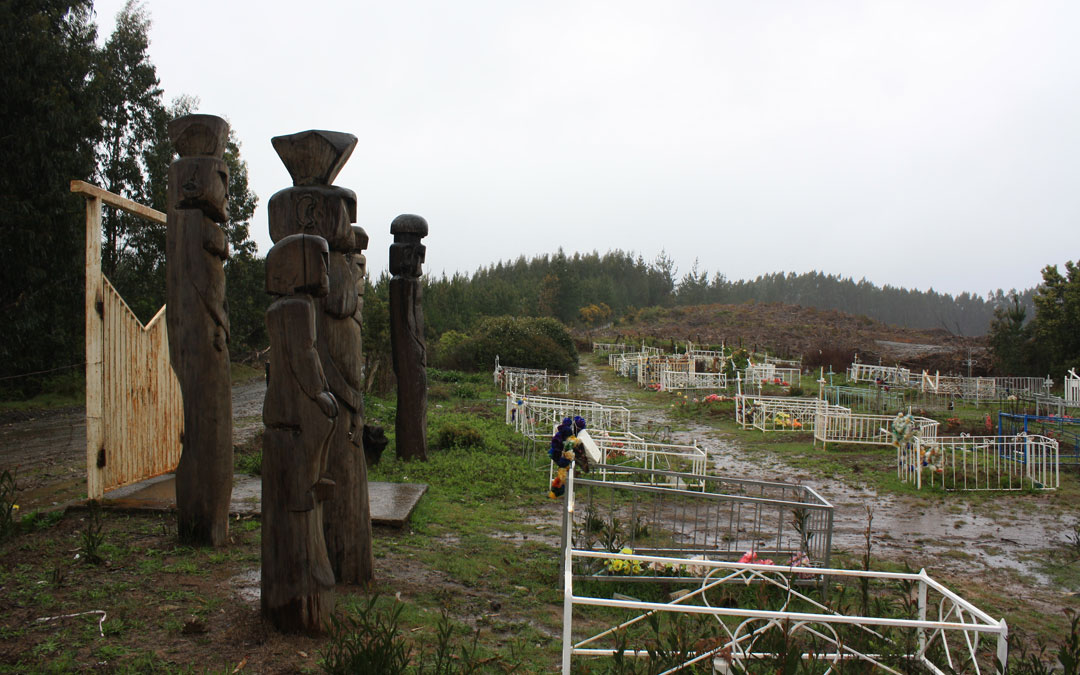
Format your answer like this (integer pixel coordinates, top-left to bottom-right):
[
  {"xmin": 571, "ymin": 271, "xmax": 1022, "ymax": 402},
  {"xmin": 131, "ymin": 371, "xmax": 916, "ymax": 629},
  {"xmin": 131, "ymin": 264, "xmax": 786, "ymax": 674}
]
[
  {"xmin": 389, "ymin": 214, "xmax": 429, "ymax": 461},
  {"xmin": 268, "ymin": 129, "xmax": 373, "ymax": 585},
  {"xmin": 318, "ymin": 222, "xmax": 374, "ymax": 583},
  {"xmin": 165, "ymin": 114, "xmax": 233, "ymax": 546},
  {"xmin": 261, "ymin": 231, "xmax": 337, "ymax": 633}
]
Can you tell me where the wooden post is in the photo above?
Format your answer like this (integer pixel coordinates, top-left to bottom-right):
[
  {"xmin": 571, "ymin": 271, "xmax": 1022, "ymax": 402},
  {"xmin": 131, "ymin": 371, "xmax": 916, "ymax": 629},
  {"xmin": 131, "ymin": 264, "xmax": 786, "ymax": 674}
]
[
  {"xmin": 84, "ymin": 192, "xmax": 104, "ymax": 499},
  {"xmin": 165, "ymin": 115, "xmax": 234, "ymax": 546}
]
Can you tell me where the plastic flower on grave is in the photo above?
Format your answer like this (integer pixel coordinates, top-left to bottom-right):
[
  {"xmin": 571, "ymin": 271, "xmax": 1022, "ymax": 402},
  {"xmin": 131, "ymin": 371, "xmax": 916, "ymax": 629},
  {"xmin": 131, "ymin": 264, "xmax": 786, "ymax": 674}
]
[
  {"xmin": 738, "ymin": 550, "xmax": 774, "ymax": 566},
  {"xmin": 685, "ymin": 555, "xmax": 709, "ymax": 577},
  {"xmin": 604, "ymin": 547, "xmax": 635, "ymax": 574},
  {"xmin": 649, "ymin": 560, "xmax": 670, "ymax": 574}
]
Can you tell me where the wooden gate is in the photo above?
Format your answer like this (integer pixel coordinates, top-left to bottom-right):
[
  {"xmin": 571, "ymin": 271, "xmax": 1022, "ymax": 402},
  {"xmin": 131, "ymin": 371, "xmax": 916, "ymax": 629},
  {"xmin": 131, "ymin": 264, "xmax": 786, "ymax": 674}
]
[{"xmin": 72, "ymin": 181, "xmax": 183, "ymax": 499}]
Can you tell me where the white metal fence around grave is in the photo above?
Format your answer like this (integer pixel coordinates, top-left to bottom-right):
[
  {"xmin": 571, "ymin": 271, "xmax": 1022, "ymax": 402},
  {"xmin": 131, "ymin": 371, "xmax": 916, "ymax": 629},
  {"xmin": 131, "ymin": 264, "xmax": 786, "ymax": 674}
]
[
  {"xmin": 505, "ymin": 393, "xmax": 632, "ymax": 440},
  {"xmin": 638, "ymin": 355, "xmax": 692, "ymax": 388},
  {"xmin": 561, "ymin": 550, "xmax": 1008, "ymax": 674},
  {"xmin": 847, "ymin": 363, "xmax": 913, "ymax": 386},
  {"xmin": 494, "ymin": 365, "xmax": 569, "ymax": 395},
  {"xmin": 659, "ymin": 370, "xmax": 728, "ymax": 391},
  {"xmin": 610, "ymin": 351, "xmax": 663, "ymax": 377},
  {"xmin": 763, "ymin": 355, "xmax": 802, "ymax": 368},
  {"xmin": 746, "ymin": 364, "xmax": 801, "ymax": 387},
  {"xmin": 823, "ymin": 385, "xmax": 907, "ymax": 413},
  {"xmin": 748, "ymin": 398, "xmax": 832, "ymax": 433},
  {"xmin": 593, "ymin": 342, "xmax": 633, "ymax": 355},
  {"xmin": 1068, "ymin": 369, "xmax": 1080, "ymax": 406},
  {"xmin": 920, "ymin": 372, "xmax": 995, "ymax": 400},
  {"xmin": 898, "ymin": 434, "xmax": 1059, "ymax": 491},
  {"xmin": 579, "ymin": 429, "xmax": 709, "ymax": 478},
  {"xmin": 734, "ymin": 395, "xmax": 839, "ymax": 433},
  {"xmin": 564, "ymin": 464, "xmax": 835, "ymax": 578},
  {"xmin": 992, "ymin": 376, "xmax": 1053, "ymax": 397},
  {"xmin": 814, "ymin": 410, "xmax": 939, "ymax": 447}
]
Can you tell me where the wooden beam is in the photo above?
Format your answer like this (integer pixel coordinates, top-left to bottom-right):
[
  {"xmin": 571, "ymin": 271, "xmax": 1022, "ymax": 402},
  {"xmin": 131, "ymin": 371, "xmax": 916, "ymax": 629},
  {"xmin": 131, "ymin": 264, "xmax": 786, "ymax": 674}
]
[{"xmin": 70, "ymin": 180, "xmax": 166, "ymax": 224}]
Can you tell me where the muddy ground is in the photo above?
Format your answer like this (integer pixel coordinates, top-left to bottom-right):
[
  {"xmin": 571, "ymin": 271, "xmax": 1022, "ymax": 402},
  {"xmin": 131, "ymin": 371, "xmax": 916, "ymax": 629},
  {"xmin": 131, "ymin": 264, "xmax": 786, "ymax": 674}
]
[
  {"xmin": 572, "ymin": 358, "xmax": 1080, "ymax": 627},
  {"xmin": 1, "ymin": 361, "xmax": 1078, "ymax": 670}
]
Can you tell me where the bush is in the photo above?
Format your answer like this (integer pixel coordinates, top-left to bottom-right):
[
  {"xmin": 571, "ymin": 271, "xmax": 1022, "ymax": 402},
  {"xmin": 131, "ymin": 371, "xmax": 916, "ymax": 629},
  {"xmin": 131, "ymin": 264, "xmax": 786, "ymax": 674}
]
[{"xmin": 434, "ymin": 315, "xmax": 578, "ymax": 374}]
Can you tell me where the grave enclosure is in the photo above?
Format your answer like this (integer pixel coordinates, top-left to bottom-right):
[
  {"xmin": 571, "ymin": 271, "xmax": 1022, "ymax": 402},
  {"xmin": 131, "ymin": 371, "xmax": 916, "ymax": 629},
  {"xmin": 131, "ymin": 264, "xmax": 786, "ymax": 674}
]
[{"xmin": 545, "ymin": 341, "xmax": 1012, "ymax": 671}]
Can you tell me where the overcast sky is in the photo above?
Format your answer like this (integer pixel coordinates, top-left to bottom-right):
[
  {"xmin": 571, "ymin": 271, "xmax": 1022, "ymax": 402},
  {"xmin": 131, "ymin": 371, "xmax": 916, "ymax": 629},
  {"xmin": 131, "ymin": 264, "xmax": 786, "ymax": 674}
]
[{"xmin": 91, "ymin": 0, "xmax": 1079, "ymax": 298}]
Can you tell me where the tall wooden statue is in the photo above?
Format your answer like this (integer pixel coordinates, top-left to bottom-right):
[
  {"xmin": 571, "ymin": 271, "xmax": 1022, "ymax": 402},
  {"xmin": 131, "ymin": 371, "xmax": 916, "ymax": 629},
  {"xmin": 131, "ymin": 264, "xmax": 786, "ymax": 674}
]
[
  {"xmin": 261, "ymin": 232, "xmax": 337, "ymax": 634},
  {"xmin": 319, "ymin": 223, "xmax": 374, "ymax": 583},
  {"xmin": 165, "ymin": 114, "xmax": 233, "ymax": 546},
  {"xmin": 389, "ymin": 214, "xmax": 429, "ymax": 461},
  {"xmin": 267, "ymin": 130, "xmax": 373, "ymax": 586}
]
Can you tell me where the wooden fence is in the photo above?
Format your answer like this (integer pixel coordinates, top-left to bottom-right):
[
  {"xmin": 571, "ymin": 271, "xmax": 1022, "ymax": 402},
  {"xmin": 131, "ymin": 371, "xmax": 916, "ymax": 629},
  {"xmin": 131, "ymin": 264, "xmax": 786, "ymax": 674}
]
[{"xmin": 73, "ymin": 181, "xmax": 183, "ymax": 499}]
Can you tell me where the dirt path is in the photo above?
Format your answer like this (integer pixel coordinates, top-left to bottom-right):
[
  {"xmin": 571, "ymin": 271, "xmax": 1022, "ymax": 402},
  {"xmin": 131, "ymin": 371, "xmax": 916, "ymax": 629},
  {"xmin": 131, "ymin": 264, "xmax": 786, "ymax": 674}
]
[
  {"xmin": 0, "ymin": 378, "xmax": 267, "ymax": 507},
  {"xmin": 572, "ymin": 359, "xmax": 1074, "ymax": 604}
]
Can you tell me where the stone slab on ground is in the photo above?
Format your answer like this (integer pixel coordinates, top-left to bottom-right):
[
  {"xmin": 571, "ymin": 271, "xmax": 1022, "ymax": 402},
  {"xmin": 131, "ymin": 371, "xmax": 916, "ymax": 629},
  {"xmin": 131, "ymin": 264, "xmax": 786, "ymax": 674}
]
[{"xmin": 99, "ymin": 474, "xmax": 427, "ymax": 527}]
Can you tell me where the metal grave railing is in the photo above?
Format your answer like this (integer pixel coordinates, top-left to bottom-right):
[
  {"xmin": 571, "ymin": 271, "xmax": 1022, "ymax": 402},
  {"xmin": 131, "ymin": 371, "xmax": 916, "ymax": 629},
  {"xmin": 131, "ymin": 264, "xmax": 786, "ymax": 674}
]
[
  {"xmin": 999, "ymin": 412, "xmax": 1080, "ymax": 465},
  {"xmin": 581, "ymin": 429, "xmax": 709, "ymax": 478},
  {"xmin": 565, "ymin": 464, "xmax": 834, "ymax": 577},
  {"xmin": 660, "ymin": 369, "xmax": 728, "ymax": 391},
  {"xmin": 847, "ymin": 362, "xmax": 913, "ymax": 386},
  {"xmin": 560, "ymin": 463, "xmax": 1005, "ymax": 674},
  {"xmin": 823, "ymin": 385, "xmax": 906, "ymax": 413},
  {"xmin": 814, "ymin": 409, "xmax": 939, "ymax": 447},
  {"xmin": 505, "ymin": 393, "xmax": 631, "ymax": 440},
  {"xmin": 899, "ymin": 434, "xmax": 1059, "ymax": 491}
]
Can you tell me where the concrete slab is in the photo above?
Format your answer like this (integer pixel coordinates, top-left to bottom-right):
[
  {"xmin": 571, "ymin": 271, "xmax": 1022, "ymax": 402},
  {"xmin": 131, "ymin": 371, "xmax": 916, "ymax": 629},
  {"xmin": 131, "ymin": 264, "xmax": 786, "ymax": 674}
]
[{"xmin": 100, "ymin": 474, "xmax": 427, "ymax": 527}]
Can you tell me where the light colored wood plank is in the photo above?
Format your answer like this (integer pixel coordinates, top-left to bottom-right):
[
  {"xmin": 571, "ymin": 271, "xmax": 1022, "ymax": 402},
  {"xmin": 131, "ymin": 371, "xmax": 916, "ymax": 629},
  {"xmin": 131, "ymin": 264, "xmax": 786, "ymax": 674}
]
[{"xmin": 70, "ymin": 180, "xmax": 166, "ymax": 224}]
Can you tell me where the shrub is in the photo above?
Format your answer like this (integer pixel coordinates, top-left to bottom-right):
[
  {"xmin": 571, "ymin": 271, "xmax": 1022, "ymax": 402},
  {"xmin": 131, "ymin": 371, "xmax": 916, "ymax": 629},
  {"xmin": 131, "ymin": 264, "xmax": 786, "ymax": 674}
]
[
  {"xmin": 435, "ymin": 315, "xmax": 578, "ymax": 374},
  {"xmin": 434, "ymin": 418, "xmax": 488, "ymax": 451}
]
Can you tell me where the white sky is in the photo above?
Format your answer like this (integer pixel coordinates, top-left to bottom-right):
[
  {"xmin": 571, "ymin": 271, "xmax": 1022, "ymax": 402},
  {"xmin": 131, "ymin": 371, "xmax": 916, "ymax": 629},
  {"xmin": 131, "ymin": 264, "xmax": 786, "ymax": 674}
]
[{"xmin": 92, "ymin": 0, "xmax": 1080, "ymax": 298}]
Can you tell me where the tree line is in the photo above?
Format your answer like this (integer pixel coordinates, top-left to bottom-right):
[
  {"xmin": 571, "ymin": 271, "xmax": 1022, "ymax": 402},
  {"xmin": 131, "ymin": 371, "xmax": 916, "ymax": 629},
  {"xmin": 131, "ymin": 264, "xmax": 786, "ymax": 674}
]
[
  {"xmin": 988, "ymin": 261, "xmax": 1079, "ymax": 378},
  {"xmin": 1, "ymin": 0, "xmax": 262, "ymax": 396},
  {"xmin": 408, "ymin": 250, "xmax": 1029, "ymax": 341}
]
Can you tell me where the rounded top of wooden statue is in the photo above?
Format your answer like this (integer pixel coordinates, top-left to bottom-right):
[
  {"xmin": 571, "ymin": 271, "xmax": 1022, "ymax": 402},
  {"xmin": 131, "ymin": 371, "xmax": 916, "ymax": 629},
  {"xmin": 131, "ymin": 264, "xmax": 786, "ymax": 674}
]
[
  {"xmin": 168, "ymin": 114, "xmax": 230, "ymax": 158},
  {"xmin": 351, "ymin": 225, "xmax": 369, "ymax": 252},
  {"xmin": 390, "ymin": 214, "xmax": 428, "ymax": 238}
]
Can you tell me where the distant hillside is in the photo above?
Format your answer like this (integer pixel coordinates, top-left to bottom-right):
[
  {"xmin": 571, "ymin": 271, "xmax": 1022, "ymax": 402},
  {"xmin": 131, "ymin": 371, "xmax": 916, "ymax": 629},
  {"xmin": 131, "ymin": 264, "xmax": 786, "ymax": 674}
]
[
  {"xmin": 416, "ymin": 250, "xmax": 1030, "ymax": 338},
  {"xmin": 590, "ymin": 301, "xmax": 987, "ymax": 375}
]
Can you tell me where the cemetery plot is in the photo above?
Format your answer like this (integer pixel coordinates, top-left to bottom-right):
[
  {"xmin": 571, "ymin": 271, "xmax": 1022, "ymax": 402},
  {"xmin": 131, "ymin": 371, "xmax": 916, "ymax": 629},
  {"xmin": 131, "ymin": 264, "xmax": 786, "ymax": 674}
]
[
  {"xmin": 847, "ymin": 362, "xmax": 913, "ymax": 386},
  {"xmin": 999, "ymin": 412, "xmax": 1080, "ymax": 465},
  {"xmin": 561, "ymin": 550, "xmax": 1008, "ymax": 674},
  {"xmin": 659, "ymin": 369, "xmax": 728, "ymax": 391},
  {"xmin": 505, "ymin": 393, "xmax": 631, "ymax": 440},
  {"xmin": 592, "ymin": 342, "xmax": 633, "ymax": 355},
  {"xmin": 579, "ymin": 429, "xmax": 709, "ymax": 477},
  {"xmin": 734, "ymin": 394, "xmax": 844, "ymax": 433},
  {"xmin": 565, "ymin": 464, "xmax": 834, "ymax": 576},
  {"xmin": 823, "ymin": 385, "xmax": 906, "ymax": 413},
  {"xmin": 899, "ymin": 434, "xmax": 1059, "ymax": 491},
  {"xmin": 813, "ymin": 410, "xmax": 939, "ymax": 447},
  {"xmin": 745, "ymin": 364, "xmax": 800, "ymax": 388}
]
